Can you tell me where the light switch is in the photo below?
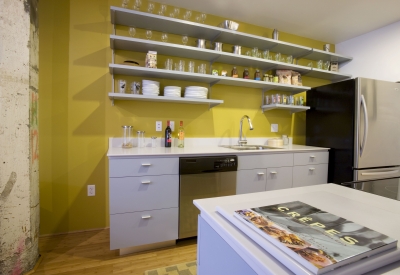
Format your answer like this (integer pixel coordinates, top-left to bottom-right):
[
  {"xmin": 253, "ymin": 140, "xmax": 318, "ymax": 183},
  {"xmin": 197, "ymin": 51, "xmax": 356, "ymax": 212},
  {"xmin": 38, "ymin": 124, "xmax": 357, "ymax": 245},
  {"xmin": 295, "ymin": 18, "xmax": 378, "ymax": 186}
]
[
  {"xmin": 156, "ymin": 121, "xmax": 162, "ymax": 131},
  {"xmin": 271, "ymin": 124, "xmax": 278, "ymax": 132},
  {"xmin": 170, "ymin": 121, "xmax": 175, "ymax": 131}
]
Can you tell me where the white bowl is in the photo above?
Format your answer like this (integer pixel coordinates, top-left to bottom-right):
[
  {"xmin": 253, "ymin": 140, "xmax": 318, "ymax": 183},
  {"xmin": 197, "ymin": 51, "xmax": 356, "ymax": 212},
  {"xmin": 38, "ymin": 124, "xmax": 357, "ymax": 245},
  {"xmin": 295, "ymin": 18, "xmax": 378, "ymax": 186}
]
[
  {"xmin": 185, "ymin": 86, "xmax": 208, "ymax": 92},
  {"xmin": 142, "ymin": 80, "xmax": 160, "ymax": 86}
]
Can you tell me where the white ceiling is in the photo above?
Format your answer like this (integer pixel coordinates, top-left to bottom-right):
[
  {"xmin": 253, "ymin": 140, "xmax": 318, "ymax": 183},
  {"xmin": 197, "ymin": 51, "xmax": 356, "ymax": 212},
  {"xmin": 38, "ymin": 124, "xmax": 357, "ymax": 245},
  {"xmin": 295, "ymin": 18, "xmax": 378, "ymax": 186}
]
[{"xmin": 157, "ymin": 0, "xmax": 400, "ymax": 43}]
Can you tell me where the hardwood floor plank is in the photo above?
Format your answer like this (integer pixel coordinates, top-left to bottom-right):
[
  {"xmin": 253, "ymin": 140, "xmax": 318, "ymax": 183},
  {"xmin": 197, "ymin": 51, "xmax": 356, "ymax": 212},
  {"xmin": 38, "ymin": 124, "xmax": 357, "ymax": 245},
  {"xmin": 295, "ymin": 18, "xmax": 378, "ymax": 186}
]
[{"xmin": 32, "ymin": 229, "xmax": 197, "ymax": 275}]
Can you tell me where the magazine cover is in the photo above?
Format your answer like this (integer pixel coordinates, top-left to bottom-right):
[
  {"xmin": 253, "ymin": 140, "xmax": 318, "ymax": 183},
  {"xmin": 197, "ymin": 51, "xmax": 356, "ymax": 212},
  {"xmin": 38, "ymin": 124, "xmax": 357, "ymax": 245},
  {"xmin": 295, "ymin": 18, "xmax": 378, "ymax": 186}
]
[{"xmin": 234, "ymin": 201, "xmax": 397, "ymax": 274}]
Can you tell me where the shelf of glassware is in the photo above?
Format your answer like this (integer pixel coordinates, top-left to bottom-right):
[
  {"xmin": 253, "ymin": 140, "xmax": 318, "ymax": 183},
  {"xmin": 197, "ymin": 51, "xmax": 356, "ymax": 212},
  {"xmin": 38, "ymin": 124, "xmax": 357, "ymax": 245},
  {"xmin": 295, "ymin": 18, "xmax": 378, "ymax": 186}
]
[
  {"xmin": 109, "ymin": 64, "xmax": 311, "ymax": 93},
  {"xmin": 110, "ymin": 6, "xmax": 353, "ymax": 64},
  {"xmin": 108, "ymin": 93, "xmax": 223, "ymax": 108},
  {"xmin": 261, "ymin": 104, "xmax": 310, "ymax": 113}
]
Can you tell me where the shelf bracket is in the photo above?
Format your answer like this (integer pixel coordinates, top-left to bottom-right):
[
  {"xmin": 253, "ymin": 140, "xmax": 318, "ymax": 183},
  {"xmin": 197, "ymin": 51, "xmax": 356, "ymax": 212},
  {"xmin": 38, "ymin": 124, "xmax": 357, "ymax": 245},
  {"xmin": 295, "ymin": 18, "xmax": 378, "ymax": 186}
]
[
  {"xmin": 210, "ymin": 31, "xmax": 222, "ymax": 43},
  {"xmin": 294, "ymin": 48, "xmax": 313, "ymax": 60},
  {"xmin": 210, "ymin": 80, "xmax": 220, "ymax": 87},
  {"xmin": 111, "ymin": 98, "xmax": 115, "ymax": 106},
  {"xmin": 209, "ymin": 55, "xmax": 220, "ymax": 65}
]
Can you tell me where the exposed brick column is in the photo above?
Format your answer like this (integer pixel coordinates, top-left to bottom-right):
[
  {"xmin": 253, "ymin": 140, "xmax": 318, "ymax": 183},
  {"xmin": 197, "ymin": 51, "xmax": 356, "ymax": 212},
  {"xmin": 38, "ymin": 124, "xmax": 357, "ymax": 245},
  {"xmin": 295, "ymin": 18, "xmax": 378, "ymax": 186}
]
[{"xmin": 0, "ymin": 0, "xmax": 40, "ymax": 274}]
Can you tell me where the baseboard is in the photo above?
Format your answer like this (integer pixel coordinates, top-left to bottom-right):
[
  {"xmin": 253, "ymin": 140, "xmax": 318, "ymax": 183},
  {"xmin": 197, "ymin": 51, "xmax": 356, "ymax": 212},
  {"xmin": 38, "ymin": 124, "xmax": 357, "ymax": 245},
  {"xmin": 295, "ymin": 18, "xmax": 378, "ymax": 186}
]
[
  {"xmin": 39, "ymin": 227, "xmax": 110, "ymax": 237},
  {"xmin": 24, "ymin": 254, "xmax": 42, "ymax": 275}
]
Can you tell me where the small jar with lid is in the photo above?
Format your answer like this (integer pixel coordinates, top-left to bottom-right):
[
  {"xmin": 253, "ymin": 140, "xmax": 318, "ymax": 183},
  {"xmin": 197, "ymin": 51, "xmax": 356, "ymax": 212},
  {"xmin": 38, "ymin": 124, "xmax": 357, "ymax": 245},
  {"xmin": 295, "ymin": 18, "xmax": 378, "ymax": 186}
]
[
  {"xmin": 273, "ymin": 76, "xmax": 279, "ymax": 83},
  {"xmin": 271, "ymin": 94, "xmax": 277, "ymax": 104},
  {"xmin": 243, "ymin": 68, "xmax": 250, "ymax": 79},
  {"xmin": 232, "ymin": 66, "xmax": 238, "ymax": 78},
  {"xmin": 275, "ymin": 93, "xmax": 282, "ymax": 104},
  {"xmin": 137, "ymin": 130, "xmax": 145, "ymax": 147},
  {"xmin": 254, "ymin": 69, "xmax": 261, "ymax": 80},
  {"xmin": 282, "ymin": 94, "xmax": 288, "ymax": 105},
  {"xmin": 263, "ymin": 74, "xmax": 268, "ymax": 82},
  {"xmin": 265, "ymin": 95, "xmax": 271, "ymax": 105}
]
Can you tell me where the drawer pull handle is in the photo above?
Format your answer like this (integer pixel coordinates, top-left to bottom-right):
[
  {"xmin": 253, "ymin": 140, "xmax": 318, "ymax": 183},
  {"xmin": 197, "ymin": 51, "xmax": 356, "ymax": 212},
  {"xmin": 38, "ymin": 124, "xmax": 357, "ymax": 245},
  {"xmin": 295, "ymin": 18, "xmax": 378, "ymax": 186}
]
[
  {"xmin": 309, "ymin": 167, "xmax": 316, "ymax": 171},
  {"xmin": 141, "ymin": 180, "xmax": 151, "ymax": 184},
  {"xmin": 141, "ymin": 163, "xmax": 152, "ymax": 166},
  {"xmin": 270, "ymin": 171, "xmax": 277, "ymax": 174},
  {"xmin": 310, "ymin": 155, "xmax": 316, "ymax": 158},
  {"xmin": 141, "ymin": 215, "xmax": 152, "ymax": 219},
  {"xmin": 257, "ymin": 172, "xmax": 265, "ymax": 175}
]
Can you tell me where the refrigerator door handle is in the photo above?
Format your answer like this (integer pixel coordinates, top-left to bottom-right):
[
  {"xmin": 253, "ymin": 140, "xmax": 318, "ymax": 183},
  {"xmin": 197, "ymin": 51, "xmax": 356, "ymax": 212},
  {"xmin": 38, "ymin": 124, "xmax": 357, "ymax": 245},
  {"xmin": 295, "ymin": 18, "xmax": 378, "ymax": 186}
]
[
  {"xmin": 361, "ymin": 169, "xmax": 399, "ymax": 176},
  {"xmin": 360, "ymin": 94, "xmax": 369, "ymax": 157}
]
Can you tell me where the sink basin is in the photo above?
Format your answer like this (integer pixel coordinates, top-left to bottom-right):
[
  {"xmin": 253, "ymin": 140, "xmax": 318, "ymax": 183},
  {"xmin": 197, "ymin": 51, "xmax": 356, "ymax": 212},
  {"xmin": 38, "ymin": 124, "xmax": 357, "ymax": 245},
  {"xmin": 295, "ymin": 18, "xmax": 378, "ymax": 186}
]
[{"xmin": 220, "ymin": 145, "xmax": 283, "ymax": 151}]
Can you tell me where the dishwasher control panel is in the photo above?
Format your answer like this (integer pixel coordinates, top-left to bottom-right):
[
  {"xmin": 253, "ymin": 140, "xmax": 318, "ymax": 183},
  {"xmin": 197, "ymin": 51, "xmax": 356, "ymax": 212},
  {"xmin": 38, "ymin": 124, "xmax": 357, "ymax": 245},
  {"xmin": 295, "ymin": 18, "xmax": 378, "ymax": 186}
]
[{"xmin": 179, "ymin": 155, "xmax": 238, "ymax": 174}]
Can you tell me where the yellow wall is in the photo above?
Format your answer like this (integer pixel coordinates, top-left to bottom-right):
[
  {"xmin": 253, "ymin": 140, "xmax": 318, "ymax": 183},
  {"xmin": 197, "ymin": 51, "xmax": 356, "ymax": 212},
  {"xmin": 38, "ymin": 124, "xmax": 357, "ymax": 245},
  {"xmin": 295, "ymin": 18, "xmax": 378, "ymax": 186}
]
[{"xmin": 39, "ymin": 0, "xmax": 332, "ymax": 234}]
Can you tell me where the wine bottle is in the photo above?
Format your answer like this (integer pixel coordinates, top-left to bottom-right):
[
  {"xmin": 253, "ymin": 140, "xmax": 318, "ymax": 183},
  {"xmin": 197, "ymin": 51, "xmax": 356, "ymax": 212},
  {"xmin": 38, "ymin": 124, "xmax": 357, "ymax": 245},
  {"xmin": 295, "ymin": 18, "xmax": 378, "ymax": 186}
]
[
  {"xmin": 165, "ymin": 120, "xmax": 172, "ymax": 147},
  {"xmin": 177, "ymin": 121, "xmax": 184, "ymax": 148}
]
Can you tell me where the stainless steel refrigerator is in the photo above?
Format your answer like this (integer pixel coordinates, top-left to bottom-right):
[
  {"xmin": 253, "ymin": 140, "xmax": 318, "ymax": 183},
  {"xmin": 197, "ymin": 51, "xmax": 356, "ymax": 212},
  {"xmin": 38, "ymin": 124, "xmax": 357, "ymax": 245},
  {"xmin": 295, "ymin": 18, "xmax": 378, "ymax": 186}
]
[{"xmin": 306, "ymin": 77, "xmax": 400, "ymax": 185}]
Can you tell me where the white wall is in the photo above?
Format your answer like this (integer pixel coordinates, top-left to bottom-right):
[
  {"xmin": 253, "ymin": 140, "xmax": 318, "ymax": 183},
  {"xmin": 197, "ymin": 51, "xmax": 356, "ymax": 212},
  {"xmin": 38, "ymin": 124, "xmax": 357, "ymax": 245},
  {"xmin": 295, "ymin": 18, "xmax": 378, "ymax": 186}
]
[{"xmin": 336, "ymin": 20, "xmax": 400, "ymax": 82}]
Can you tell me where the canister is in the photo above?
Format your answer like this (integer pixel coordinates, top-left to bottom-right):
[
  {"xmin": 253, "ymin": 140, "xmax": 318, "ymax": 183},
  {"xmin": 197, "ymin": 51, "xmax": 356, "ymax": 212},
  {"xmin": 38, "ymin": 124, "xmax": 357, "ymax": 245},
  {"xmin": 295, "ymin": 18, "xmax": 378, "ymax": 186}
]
[
  {"xmin": 122, "ymin": 125, "xmax": 133, "ymax": 148},
  {"xmin": 233, "ymin": 45, "xmax": 241, "ymax": 54},
  {"xmin": 137, "ymin": 131, "xmax": 145, "ymax": 147}
]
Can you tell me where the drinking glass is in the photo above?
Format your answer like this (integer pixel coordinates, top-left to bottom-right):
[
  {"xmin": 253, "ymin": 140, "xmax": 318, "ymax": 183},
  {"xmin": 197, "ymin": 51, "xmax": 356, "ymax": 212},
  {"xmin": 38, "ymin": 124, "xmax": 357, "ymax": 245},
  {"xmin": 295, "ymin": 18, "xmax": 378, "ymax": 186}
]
[
  {"xmin": 128, "ymin": 27, "xmax": 136, "ymax": 37},
  {"xmin": 195, "ymin": 15, "xmax": 201, "ymax": 22},
  {"xmin": 169, "ymin": 12, "xmax": 176, "ymax": 18},
  {"xmin": 323, "ymin": 61, "xmax": 330, "ymax": 70},
  {"xmin": 317, "ymin": 60, "xmax": 323, "ymax": 69},
  {"xmin": 262, "ymin": 50, "xmax": 269, "ymax": 59},
  {"xmin": 145, "ymin": 30, "xmax": 152, "ymax": 40},
  {"xmin": 307, "ymin": 62, "xmax": 313, "ymax": 68},
  {"xmin": 161, "ymin": 32, "xmax": 168, "ymax": 42},
  {"xmin": 158, "ymin": 4, "xmax": 167, "ymax": 15},
  {"xmin": 286, "ymin": 55, "xmax": 293, "ymax": 64},
  {"xmin": 183, "ymin": 10, "xmax": 192, "ymax": 20},
  {"xmin": 179, "ymin": 60, "xmax": 185, "ymax": 72},
  {"xmin": 182, "ymin": 35, "xmax": 188, "ymax": 45},
  {"xmin": 121, "ymin": 0, "xmax": 129, "ymax": 8},
  {"xmin": 275, "ymin": 52, "xmax": 281, "ymax": 61},
  {"xmin": 173, "ymin": 7, "xmax": 180, "ymax": 17},
  {"xmin": 245, "ymin": 50, "xmax": 251, "ymax": 56},
  {"xmin": 188, "ymin": 61, "xmax": 195, "ymax": 73},
  {"xmin": 200, "ymin": 13, "xmax": 207, "ymax": 23},
  {"xmin": 251, "ymin": 47, "xmax": 258, "ymax": 57},
  {"xmin": 147, "ymin": 2, "xmax": 155, "ymax": 13},
  {"xmin": 133, "ymin": 0, "xmax": 141, "ymax": 10},
  {"xmin": 165, "ymin": 59, "xmax": 173, "ymax": 70}
]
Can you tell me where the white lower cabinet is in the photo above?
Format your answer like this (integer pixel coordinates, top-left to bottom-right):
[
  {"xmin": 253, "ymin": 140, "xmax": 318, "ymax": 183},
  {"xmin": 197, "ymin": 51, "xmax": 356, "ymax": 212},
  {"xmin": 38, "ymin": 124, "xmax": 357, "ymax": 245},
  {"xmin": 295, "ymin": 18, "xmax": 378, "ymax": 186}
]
[
  {"xmin": 292, "ymin": 164, "xmax": 328, "ymax": 188},
  {"xmin": 266, "ymin": 167, "xmax": 293, "ymax": 191},
  {"xmin": 110, "ymin": 208, "xmax": 178, "ymax": 250},
  {"xmin": 237, "ymin": 169, "xmax": 267, "ymax": 194}
]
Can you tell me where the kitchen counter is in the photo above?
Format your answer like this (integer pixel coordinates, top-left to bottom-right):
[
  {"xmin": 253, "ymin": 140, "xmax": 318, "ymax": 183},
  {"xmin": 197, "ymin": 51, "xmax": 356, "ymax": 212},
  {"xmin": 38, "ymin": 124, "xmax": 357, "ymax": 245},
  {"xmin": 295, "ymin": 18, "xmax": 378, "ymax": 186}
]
[
  {"xmin": 194, "ymin": 184, "xmax": 400, "ymax": 275},
  {"xmin": 107, "ymin": 138, "xmax": 329, "ymax": 157}
]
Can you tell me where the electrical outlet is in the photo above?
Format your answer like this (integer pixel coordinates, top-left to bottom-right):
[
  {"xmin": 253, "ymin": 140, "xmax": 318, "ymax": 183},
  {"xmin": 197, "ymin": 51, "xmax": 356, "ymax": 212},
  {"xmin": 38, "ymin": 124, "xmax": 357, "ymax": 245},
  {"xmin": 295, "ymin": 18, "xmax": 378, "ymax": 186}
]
[
  {"xmin": 156, "ymin": 121, "xmax": 162, "ymax": 131},
  {"xmin": 87, "ymin": 185, "xmax": 95, "ymax": 196},
  {"xmin": 170, "ymin": 121, "xmax": 175, "ymax": 131},
  {"xmin": 271, "ymin": 124, "xmax": 278, "ymax": 133}
]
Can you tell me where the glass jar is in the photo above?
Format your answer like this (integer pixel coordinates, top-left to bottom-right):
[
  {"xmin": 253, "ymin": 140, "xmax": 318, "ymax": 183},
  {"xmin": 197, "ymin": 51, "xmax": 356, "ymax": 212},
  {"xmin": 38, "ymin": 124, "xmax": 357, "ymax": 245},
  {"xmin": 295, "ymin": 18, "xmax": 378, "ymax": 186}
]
[
  {"xmin": 271, "ymin": 94, "xmax": 276, "ymax": 104},
  {"xmin": 265, "ymin": 95, "xmax": 271, "ymax": 105},
  {"xmin": 232, "ymin": 66, "xmax": 238, "ymax": 78},
  {"xmin": 151, "ymin": 136, "xmax": 157, "ymax": 148},
  {"xmin": 299, "ymin": 96, "xmax": 304, "ymax": 106},
  {"xmin": 273, "ymin": 76, "xmax": 279, "ymax": 83},
  {"xmin": 243, "ymin": 68, "xmax": 249, "ymax": 79},
  {"xmin": 254, "ymin": 69, "xmax": 261, "ymax": 80},
  {"xmin": 263, "ymin": 74, "xmax": 268, "ymax": 82},
  {"xmin": 122, "ymin": 125, "xmax": 133, "ymax": 148},
  {"xmin": 276, "ymin": 93, "xmax": 282, "ymax": 104},
  {"xmin": 289, "ymin": 95, "xmax": 294, "ymax": 105},
  {"xmin": 137, "ymin": 130, "xmax": 145, "ymax": 147},
  {"xmin": 282, "ymin": 94, "xmax": 288, "ymax": 105}
]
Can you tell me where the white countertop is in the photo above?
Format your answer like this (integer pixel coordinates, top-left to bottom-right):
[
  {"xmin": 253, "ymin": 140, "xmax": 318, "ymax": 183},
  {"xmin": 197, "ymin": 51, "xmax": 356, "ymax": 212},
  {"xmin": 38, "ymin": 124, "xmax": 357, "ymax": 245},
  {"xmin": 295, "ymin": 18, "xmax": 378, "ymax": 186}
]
[
  {"xmin": 107, "ymin": 138, "xmax": 329, "ymax": 157},
  {"xmin": 194, "ymin": 184, "xmax": 400, "ymax": 275}
]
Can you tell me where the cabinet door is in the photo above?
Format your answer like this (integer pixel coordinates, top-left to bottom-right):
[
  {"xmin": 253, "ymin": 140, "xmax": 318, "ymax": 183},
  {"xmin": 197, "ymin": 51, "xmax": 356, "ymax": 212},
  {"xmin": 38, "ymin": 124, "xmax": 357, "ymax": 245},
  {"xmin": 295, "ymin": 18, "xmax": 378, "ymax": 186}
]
[
  {"xmin": 292, "ymin": 164, "xmax": 328, "ymax": 188},
  {"xmin": 266, "ymin": 167, "xmax": 293, "ymax": 191},
  {"xmin": 236, "ymin": 169, "xmax": 267, "ymax": 194},
  {"xmin": 293, "ymin": 151, "xmax": 329, "ymax": 166},
  {"xmin": 109, "ymin": 175, "xmax": 179, "ymax": 214}
]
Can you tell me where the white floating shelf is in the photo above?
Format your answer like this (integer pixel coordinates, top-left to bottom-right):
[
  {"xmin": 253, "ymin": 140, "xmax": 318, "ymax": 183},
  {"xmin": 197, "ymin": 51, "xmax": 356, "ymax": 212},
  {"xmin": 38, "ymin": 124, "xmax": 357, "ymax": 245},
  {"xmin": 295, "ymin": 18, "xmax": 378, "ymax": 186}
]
[
  {"xmin": 261, "ymin": 104, "xmax": 310, "ymax": 113},
  {"xmin": 305, "ymin": 68, "xmax": 352, "ymax": 82},
  {"xmin": 108, "ymin": 93, "xmax": 223, "ymax": 108}
]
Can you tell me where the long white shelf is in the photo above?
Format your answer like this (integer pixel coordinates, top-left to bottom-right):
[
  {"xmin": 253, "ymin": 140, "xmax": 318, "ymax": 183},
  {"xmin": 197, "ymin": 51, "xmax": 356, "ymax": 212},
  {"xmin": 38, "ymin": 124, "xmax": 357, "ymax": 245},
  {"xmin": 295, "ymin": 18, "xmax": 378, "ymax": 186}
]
[
  {"xmin": 109, "ymin": 64, "xmax": 311, "ymax": 93},
  {"xmin": 108, "ymin": 93, "xmax": 223, "ymax": 108},
  {"xmin": 110, "ymin": 6, "xmax": 352, "ymax": 64},
  {"xmin": 261, "ymin": 104, "xmax": 310, "ymax": 113}
]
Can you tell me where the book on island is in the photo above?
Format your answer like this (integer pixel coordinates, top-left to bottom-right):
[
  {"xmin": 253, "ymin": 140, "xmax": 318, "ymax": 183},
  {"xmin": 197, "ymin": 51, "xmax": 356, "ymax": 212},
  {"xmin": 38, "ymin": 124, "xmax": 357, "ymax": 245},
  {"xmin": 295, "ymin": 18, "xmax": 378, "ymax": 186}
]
[{"xmin": 233, "ymin": 201, "xmax": 397, "ymax": 275}]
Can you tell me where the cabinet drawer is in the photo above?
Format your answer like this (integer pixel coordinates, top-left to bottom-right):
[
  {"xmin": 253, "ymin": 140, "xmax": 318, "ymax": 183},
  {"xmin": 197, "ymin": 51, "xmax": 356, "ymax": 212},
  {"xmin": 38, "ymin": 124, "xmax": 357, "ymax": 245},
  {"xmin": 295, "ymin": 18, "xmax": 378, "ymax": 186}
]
[
  {"xmin": 109, "ymin": 157, "xmax": 179, "ymax": 177},
  {"xmin": 292, "ymin": 164, "xmax": 328, "ymax": 188},
  {"xmin": 293, "ymin": 151, "xmax": 329, "ymax": 166},
  {"xmin": 109, "ymin": 175, "xmax": 178, "ymax": 214},
  {"xmin": 266, "ymin": 167, "xmax": 293, "ymax": 191},
  {"xmin": 110, "ymin": 208, "xmax": 178, "ymax": 250},
  {"xmin": 238, "ymin": 153, "xmax": 293, "ymax": 170},
  {"xmin": 237, "ymin": 169, "xmax": 267, "ymax": 195}
]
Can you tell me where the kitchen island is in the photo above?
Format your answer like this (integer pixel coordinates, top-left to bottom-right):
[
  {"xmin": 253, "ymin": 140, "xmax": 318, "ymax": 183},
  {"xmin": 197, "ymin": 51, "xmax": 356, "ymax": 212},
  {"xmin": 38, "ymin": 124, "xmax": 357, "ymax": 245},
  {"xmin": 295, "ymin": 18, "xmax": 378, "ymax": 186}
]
[{"xmin": 194, "ymin": 184, "xmax": 400, "ymax": 275}]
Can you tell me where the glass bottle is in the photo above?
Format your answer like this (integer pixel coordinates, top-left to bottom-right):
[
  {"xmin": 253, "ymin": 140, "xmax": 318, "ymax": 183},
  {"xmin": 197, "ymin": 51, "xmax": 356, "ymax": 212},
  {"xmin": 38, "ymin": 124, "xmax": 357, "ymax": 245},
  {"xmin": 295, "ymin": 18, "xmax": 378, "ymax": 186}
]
[
  {"xmin": 243, "ymin": 68, "xmax": 249, "ymax": 79},
  {"xmin": 254, "ymin": 69, "xmax": 261, "ymax": 80},
  {"xmin": 177, "ymin": 121, "xmax": 185, "ymax": 148},
  {"xmin": 165, "ymin": 120, "xmax": 172, "ymax": 147},
  {"xmin": 232, "ymin": 66, "xmax": 238, "ymax": 78}
]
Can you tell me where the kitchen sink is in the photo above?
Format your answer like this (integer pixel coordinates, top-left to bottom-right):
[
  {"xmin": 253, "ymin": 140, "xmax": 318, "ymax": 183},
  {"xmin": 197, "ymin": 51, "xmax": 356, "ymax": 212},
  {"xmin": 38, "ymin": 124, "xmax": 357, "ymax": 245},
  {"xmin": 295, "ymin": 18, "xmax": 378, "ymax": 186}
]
[{"xmin": 220, "ymin": 145, "xmax": 283, "ymax": 150}]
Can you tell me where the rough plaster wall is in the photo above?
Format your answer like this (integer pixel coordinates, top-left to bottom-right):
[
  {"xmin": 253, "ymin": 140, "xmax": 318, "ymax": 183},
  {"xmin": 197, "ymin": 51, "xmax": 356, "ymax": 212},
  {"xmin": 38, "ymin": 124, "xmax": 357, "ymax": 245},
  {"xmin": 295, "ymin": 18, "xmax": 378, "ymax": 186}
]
[{"xmin": 0, "ymin": 0, "xmax": 39, "ymax": 274}]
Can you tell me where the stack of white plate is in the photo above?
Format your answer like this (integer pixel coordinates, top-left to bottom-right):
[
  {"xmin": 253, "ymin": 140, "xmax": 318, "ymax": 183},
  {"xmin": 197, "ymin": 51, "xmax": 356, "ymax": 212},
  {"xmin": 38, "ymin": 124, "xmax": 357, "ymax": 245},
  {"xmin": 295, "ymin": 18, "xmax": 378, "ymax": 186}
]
[
  {"xmin": 164, "ymin": 86, "xmax": 181, "ymax": 97},
  {"xmin": 184, "ymin": 86, "xmax": 208, "ymax": 99},
  {"xmin": 142, "ymin": 80, "xmax": 160, "ymax": 96}
]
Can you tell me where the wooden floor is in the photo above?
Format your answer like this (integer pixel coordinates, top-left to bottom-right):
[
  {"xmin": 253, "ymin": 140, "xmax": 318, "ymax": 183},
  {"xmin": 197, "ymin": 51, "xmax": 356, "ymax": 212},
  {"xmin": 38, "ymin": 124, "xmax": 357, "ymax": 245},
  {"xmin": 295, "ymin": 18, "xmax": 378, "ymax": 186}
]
[{"xmin": 31, "ymin": 229, "xmax": 197, "ymax": 275}]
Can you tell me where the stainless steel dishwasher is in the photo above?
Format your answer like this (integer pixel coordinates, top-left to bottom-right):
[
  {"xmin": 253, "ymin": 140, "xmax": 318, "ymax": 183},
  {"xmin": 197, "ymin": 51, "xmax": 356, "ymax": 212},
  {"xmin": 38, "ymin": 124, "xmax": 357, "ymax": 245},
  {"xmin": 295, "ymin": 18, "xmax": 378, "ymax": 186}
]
[{"xmin": 179, "ymin": 155, "xmax": 237, "ymax": 239}]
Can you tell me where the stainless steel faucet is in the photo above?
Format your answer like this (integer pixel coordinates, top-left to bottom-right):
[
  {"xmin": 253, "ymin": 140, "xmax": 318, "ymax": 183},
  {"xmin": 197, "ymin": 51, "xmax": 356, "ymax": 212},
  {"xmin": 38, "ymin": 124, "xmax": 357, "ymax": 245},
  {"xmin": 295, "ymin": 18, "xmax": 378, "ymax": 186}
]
[{"xmin": 239, "ymin": 115, "xmax": 253, "ymax": 146}]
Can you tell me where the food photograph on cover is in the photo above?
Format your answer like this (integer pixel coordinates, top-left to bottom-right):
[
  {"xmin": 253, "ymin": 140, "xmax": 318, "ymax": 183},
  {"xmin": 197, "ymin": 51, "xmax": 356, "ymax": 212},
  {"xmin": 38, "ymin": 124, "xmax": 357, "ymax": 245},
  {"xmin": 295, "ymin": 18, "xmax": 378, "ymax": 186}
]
[{"xmin": 235, "ymin": 201, "xmax": 397, "ymax": 271}]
